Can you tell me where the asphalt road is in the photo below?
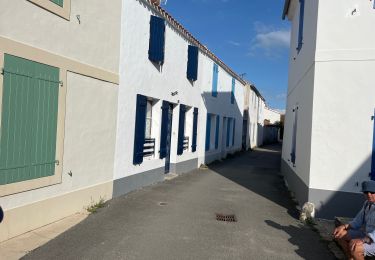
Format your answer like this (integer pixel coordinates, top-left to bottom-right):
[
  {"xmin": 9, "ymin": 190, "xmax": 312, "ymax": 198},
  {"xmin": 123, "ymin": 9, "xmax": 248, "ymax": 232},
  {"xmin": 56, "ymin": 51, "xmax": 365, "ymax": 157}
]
[{"xmin": 23, "ymin": 144, "xmax": 335, "ymax": 260}]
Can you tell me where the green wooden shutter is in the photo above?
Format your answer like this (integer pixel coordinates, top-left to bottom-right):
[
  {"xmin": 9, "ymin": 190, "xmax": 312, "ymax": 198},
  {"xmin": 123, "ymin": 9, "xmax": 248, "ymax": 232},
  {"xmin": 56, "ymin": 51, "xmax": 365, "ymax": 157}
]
[
  {"xmin": 0, "ymin": 54, "xmax": 60, "ymax": 185},
  {"xmin": 50, "ymin": 0, "xmax": 63, "ymax": 7}
]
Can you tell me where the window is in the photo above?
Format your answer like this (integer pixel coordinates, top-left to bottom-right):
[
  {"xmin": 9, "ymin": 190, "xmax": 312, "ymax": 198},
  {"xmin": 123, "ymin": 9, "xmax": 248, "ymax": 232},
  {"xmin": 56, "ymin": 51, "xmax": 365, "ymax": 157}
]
[
  {"xmin": 133, "ymin": 95, "xmax": 156, "ymax": 164},
  {"xmin": 0, "ymin": 54, "xmax": 60, "ymax": 185},
  {"xmin": 215, "ymin": 115, "xmax": 220, "ymax": 149},
  {"xmin": 231, "ymin": 78, "xmax": 235, "ymax": 104},
  {"xmin": 191, "ymin": 108, "xmax": 198, "ymax": 152},
  {"xmin": 148, "ymin": 15, "xmax": 166, "ymax": 65},
  {"xmin": 145, "ymin": 100, "xmax": 153, "ymax": 138},
  {"xmin": 28, "ymin": 0, "xmax": 70, "ymax": 20},
  {"xmin": 212, "ymin": 63, "xmax": 218, "ymax": 97},
  {"xmin": 187, "ymin": 45, "xmax": 199, "ymax": 81},
  {"xmin": 290, "ymin": 106, "xmax": 298, "ymax": 165},
  {"xmin": 177, "ymin": 105, "xmax": 193, "ymax": 155},
  {"xmin": 297, "ymin": 0, "xmax": 305, "ymax": 53}
]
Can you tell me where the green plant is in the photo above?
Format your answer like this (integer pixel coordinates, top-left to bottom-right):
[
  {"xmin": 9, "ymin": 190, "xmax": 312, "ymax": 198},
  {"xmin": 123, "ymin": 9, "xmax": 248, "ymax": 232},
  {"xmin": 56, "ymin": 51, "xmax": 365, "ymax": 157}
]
[{"xmin": 86, "ymin": 197, "xmax": 105, "ymax": 213}]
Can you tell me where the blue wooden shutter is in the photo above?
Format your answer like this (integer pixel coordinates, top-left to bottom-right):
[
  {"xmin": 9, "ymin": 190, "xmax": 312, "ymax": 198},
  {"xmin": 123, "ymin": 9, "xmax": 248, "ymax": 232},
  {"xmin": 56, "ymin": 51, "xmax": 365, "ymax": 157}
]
[
  {"xmin": 159, "ymin": 101, "xmax": 170, "ymax": 159},
  {"xmin": 0, "ymin": 55, "xmax": 60, "ymax": 185},
  {"xmin": 290, "ymin": 107, "xmax": 298, "ymax": 165},
  {"xmin": 205, "ymin": 114, "xmax": 211, "ymax": 151},
  {"xmin": 187, "ymin": 45, "xmax": 199, "ymax": 81},
  {"xmin": 371, "ymin": 109, "xmax": 375, "ymax": 180},
  {"xmin": 231, "ymin": 78, "xmax": 235, "ymax": 104},
  {"xmin": 177, "ymin": 104, "xmax": 186, "ymax": 155},
  {"xmin": 215, "ymin": 115, "xmax": 220, "ymax": 149},
  {"xmin": 226, "ymin": 118, "xmax": 231, "ymax": 147},
  {"xmin": 232, "ymin": 118, "xmax": 236, "ymax": 146},
  {"xmin": 133, "ymin": 94, "xmax": 147, "ymax": 164},
  {"xmin": 212, "ymin": 63, "xmax": 218, "ymax": 97},
  {"xmin": 297, "ymin": 0, "xmax": 305, "ymax": 52},
  {"xmin": 148, "ymin": 15, "xmax": 165, "ymax": 64},
  {"xmin": 192, "ymin": 107, "xmax": 198, "ymax": 152}
]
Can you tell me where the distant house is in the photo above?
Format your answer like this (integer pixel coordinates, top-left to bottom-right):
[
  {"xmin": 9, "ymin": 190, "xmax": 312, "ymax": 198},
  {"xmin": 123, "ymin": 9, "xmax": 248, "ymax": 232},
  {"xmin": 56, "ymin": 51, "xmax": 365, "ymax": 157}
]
[{"xmin": 282, "ymin": 0, "xmax": 375, "ymax": 218}]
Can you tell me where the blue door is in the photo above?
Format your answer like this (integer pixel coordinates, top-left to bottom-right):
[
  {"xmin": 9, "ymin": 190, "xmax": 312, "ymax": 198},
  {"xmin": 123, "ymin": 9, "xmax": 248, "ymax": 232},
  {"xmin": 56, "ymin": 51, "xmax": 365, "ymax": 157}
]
[{"xmin": 165, "ymin": 104, "xmax": 173, "ymax": 173}]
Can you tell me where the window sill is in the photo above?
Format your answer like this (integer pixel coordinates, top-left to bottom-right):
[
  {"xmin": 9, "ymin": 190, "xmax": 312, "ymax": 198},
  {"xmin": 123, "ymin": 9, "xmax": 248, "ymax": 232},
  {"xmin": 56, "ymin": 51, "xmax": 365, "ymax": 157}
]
[{"xmin": 0, "ymin": 165, "xmax": 62, "ymax": 197}]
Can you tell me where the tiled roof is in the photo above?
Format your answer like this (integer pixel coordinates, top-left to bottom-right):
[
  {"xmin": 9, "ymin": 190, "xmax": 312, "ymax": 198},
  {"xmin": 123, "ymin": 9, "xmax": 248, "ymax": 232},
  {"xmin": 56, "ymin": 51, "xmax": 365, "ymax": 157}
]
[{"xmin": 142, "ymin": 0, "xmax": 265, "ymax": 100}]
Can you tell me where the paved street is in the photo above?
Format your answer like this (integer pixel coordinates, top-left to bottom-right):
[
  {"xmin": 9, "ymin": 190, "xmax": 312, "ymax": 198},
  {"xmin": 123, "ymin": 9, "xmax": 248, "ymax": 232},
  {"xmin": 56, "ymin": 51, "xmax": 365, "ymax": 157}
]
[{"xmin": 23, "ymin": 144, "xmax": 335, "ymax": 260}]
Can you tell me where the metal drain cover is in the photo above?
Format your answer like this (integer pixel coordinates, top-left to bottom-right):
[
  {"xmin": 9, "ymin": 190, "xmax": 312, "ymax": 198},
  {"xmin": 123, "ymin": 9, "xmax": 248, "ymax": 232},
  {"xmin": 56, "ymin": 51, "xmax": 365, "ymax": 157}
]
[{"xmin": 216, "ymin": 213, "xmax": 237, "ymax": 222}]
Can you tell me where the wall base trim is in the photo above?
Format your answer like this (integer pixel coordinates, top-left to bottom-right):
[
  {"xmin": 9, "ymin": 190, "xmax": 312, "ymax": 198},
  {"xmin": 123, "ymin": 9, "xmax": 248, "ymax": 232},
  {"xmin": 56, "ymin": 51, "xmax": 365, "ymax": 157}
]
[
  {"xmin": 0, "ymin": 181, "xmax": 113, "ymax": 242},
  {"xmin": 281, "ymin": 159, "xmax": 364, "ymax": 218},
  {"xmin": 112, "ymin": 167, "xmax": 165, "ymax": 198},
  {"xmin": 170, "ymin": 158, "xmax": 198, "ymax": 175}
]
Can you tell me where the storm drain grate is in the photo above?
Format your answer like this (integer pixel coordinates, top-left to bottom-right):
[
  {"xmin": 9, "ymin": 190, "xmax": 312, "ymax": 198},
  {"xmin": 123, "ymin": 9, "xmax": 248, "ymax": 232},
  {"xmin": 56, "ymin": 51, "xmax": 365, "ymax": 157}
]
[{"xmin": 216, "ymin": 213, "xmax": 237, "ymax": 222}]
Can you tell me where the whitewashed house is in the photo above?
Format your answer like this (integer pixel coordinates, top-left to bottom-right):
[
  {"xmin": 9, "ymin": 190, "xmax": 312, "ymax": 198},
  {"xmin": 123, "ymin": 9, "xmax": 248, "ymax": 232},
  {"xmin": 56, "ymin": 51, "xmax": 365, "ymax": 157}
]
[
  {"xmin": 282, "ymin": 0, "xmax": 375, "ymax": 218},
  {"xmin": 264, "ymin": 107, "xmax": 282, "ymax": 124},
  {"xmin": 113, "ymin": 0, "xmax": 250, "ymax": 196},
  {"xmin": 243, "ymin": 84, "xmax": 266, "ymax": 150},
  {"xmin": 0, "ymin": 0, "xmax": 121, "ymax": 241}
]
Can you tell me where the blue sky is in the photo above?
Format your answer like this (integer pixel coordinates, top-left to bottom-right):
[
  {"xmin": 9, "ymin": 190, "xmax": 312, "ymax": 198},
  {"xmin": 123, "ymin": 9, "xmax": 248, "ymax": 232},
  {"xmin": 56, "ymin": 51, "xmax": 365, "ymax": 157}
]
[{"xmin": 163, "ymin": 0, "xmax": 290, "ymax": 111}]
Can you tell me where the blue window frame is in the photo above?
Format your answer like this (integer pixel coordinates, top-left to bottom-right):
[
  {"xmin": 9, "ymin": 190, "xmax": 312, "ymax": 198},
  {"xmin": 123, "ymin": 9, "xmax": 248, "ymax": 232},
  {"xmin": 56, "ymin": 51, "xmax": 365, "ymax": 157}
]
[
  {"xmin": 212, "ymin": 63, "xmax": 218, "ymax": 97},
  {"xmin": 231, "ymin": 78, "xmax": 235, "ymax": 104},
  {"xmin": 297, "ymin": 0, "xmax": 305, "ymax": 53}
]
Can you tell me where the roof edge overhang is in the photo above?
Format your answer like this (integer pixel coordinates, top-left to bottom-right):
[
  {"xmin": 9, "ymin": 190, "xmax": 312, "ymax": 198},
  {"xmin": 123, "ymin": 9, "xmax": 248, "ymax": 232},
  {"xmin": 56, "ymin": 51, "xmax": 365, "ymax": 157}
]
[{"xmin": 282, "ymin": 0, "xmax": 291, "ymax": 20}]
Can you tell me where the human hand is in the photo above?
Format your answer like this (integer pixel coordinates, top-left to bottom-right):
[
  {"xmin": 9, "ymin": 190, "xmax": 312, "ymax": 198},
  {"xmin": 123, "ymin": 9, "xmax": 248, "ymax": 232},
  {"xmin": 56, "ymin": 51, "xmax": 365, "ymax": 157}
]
[
  {"xmin": 350, "ymin": 239, "xmax": 364, "ymax": 252},
  {"xmin": 333, "ymin": 225, "xmax": 347, "ymax": 239}
]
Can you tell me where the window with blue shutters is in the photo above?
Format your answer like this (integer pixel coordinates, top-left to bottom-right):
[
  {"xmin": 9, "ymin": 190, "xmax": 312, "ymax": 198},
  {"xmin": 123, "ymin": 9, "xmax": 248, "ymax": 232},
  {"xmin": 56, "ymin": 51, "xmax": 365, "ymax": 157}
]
[
  {"xmin": 290, "ymin": 106, "xmax": 298, "ymax": 165},
  {"xmin": 133, "ymin": 95, "xmax": 147, "ymax": 164},
  {"xmin": 160, "ymin": 101, "xmax": 170, "ymax": 159},
  {"xmin": 231, "ymin": 78, "xmax": 235, "ymax": 104},
  {"xmin": 297, "ymin": 0, "xmax": 305, "ymax": 53},
  {"xmin": 192, "ymin": 108, "xmax": 198, "ymax": 152},
  {"xmin": 0, "ymin": 54, "xmax": 60, "ymax": 185},
  {"xmin": 226, "ymin": 118, "xmax": 231, "ymax": 147},
  {"xmin": 187, "ymin": 45, "xmax": 199, "ymax": 81},
  {"xmin": 215, "ymin": 115, "xmax": 220, "ymax": 149},
  {"xmin": 149, "ymin": 15, "xmax": 166, "ymax": 65},
  {"xmin": 205, "ymin": 114, "xmax": 212, "ymax": 151},
  {"xmin": 232, "ymin": 118, "xmax": 236, "ymax": 146},
  {"xmin": 212, "ymin": 63, "xmax": 218, "ymax": 97},
  {"xmin": 177, "ymin": 105, "xmax": 186, "ymax": 155}
]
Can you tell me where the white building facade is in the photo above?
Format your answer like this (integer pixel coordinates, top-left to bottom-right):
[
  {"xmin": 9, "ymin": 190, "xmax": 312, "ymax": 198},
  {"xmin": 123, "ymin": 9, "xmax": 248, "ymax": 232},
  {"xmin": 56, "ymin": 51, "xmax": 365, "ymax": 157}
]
[
  {"xmin": 282, "ymin": 0, "xmax": 375, "ymax": 218},
  {"xmin": 114, "ymin": 0, "xmax": 252, "ymax": 197},
  {"xmin": 0, "ymin": 0, "xmax": 122, "ymax": 241}
]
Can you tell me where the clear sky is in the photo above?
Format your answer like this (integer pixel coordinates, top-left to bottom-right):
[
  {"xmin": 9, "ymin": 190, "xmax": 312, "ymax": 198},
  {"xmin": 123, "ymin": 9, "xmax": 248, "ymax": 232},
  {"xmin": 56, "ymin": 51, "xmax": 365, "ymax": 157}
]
[{"xmin": 163, "ymin": 0, "xmax": 290, "ymax": 111}]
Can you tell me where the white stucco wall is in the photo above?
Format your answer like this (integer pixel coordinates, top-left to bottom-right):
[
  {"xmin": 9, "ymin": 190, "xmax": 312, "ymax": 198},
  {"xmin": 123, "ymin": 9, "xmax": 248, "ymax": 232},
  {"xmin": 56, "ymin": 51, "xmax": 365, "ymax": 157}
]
[
  {"xmin": 308, "ymin": 0, "xmax": 375, "ymax": 192},
  {"xmin": 0, "ymin": 0, "xmax": 121, "ymax": 73},
  {"xmin": 115, "ymin": 0, "xmax": 245, "ymax": 174},
  {"xmin": 264, "ymin": 107, "xmax": 282, "ymax": 124},
  {"xmin": 282, "ymin": 0, "xmax": 319, "ymax": 187},
  {"xmin": 248, "ymin": 89, "xmax": 259, "ymax": 148}
]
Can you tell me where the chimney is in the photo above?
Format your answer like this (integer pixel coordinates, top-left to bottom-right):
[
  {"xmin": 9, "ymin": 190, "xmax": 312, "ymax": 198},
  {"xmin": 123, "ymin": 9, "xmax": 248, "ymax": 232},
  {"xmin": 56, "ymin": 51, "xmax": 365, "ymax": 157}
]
[{"xmin": 151, "ymin": 0, "xmax": 160, "ymax": 5}]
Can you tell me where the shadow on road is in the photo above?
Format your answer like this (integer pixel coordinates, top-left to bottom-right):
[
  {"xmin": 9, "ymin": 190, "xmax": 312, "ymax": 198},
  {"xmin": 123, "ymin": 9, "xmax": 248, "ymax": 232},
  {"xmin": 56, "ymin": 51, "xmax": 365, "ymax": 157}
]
[
  {"xmin": 265, "ymin": 220, "xmax": 334, "ymax": 260},
  {"xmin": 208, "ymin": 143, "xmax": 299, "ymax": 219}
]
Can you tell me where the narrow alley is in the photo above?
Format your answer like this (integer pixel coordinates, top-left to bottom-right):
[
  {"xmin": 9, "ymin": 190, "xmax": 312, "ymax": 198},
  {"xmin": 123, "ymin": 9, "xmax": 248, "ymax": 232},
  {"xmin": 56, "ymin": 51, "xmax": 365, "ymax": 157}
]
[{"xmin": 23, "ymin": 145, "xmax": 334, "ymax": 260}]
